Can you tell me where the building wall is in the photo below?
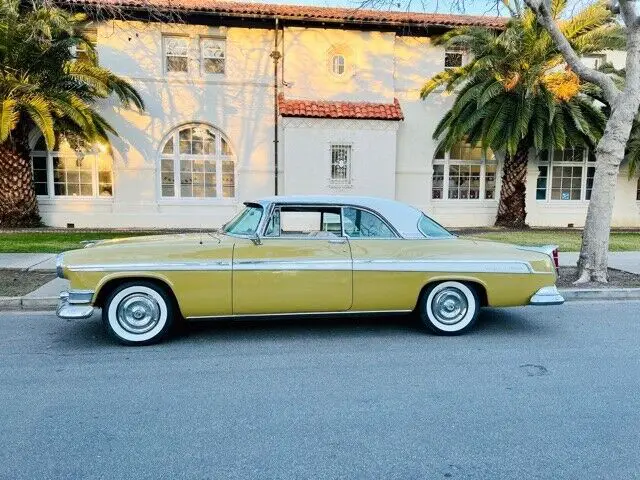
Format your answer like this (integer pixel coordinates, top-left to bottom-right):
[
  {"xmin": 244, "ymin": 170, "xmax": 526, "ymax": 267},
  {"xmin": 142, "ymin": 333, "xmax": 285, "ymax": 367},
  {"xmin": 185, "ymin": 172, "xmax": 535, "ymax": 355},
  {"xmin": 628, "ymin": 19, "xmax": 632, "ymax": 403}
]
[
  {"xmin": 34, "ymin": 19, "xmax": 640, "ymax": 229},
  {"xmin": 281, "ymin": 117, "xmax": 399, "ymax": 199},
  {"xmin": 39, "ymin": 20, "xmax": 276, "ymax": 228}
]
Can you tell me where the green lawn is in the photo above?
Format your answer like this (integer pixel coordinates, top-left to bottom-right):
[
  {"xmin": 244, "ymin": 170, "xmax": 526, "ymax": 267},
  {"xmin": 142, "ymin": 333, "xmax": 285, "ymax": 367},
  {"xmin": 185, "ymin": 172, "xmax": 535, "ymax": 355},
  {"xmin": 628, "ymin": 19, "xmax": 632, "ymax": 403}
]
[
  {"xmin": 0, "ymin": 231, "xmax": 159, "ymax": 253},
  {"xmin": 466, "ymin": 230, "xmax": 640, "ymax": 252}
]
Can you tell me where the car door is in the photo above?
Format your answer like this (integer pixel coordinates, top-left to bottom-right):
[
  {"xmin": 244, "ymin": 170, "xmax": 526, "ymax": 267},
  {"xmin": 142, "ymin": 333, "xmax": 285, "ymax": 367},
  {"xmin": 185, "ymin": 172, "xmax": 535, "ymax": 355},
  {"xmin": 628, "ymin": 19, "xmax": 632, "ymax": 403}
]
[
  {"xmin": 232, "ymin": 205, "xmax": 352, "ymax": 315},
  {"xmin": 343, "ymin": 206, "xmax": 418, "ymax": 311}
]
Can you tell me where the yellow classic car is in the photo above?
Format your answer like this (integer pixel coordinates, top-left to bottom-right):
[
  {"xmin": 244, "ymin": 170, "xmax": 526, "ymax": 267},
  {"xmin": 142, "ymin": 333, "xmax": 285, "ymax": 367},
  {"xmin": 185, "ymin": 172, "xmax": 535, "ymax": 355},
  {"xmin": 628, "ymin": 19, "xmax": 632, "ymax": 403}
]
[{"xmin": 56, "ymin": 195, "xmax": 564, "ymax": 345}]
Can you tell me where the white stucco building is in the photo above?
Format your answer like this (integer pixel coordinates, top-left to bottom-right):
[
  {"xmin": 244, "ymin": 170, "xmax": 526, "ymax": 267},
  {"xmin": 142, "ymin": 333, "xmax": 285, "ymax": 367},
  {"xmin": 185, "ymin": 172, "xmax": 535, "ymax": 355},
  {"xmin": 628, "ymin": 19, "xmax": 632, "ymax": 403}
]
[{"xmin": 35, "ymin": 0, "xmax": 640, "ymax": 228}]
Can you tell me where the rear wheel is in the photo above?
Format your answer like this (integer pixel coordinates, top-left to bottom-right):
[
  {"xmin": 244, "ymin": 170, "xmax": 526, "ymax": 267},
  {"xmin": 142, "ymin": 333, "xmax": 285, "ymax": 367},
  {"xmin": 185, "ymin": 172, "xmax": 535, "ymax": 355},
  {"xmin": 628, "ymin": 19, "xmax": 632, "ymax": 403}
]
[
  {"xmin": 418, "ymin": 281, "xmax": 480, "ymax": 335},
  {"xmin": 102, "ymin": 281, "xmax": 175, "ymax": 346}
]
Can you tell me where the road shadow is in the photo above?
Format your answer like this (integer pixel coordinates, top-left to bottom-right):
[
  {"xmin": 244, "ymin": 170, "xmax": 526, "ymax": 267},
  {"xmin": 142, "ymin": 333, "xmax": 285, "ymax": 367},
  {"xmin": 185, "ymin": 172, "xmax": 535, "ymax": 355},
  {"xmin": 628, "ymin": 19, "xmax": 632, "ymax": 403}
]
[{"xmin": 54, "ymin": 306, "xmax": 554, "ymax": 349}]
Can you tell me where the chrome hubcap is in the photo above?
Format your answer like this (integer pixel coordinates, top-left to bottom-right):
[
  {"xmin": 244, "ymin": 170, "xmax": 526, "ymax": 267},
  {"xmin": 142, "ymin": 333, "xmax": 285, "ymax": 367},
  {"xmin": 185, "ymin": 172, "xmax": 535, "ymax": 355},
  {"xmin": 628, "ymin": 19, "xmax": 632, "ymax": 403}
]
[
  {"xmin": 432, "ymin": 288, "xmax": 468, "ymax": 325},
  {"xmin": 116, "ymin": 293, "xmax": 161, "ymax": 334}
]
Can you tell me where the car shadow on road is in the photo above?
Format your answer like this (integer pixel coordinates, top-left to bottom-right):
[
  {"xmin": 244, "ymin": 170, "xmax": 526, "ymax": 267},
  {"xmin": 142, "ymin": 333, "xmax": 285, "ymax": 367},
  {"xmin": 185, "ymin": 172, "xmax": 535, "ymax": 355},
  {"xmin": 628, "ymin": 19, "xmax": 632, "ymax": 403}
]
[
  {"xmin": 55, "ymin": 306, "xmax": 555, "ymax": 348},
  {"xmin": 169, "ymin": 307, "xmax": 552, "ymax": 344}
]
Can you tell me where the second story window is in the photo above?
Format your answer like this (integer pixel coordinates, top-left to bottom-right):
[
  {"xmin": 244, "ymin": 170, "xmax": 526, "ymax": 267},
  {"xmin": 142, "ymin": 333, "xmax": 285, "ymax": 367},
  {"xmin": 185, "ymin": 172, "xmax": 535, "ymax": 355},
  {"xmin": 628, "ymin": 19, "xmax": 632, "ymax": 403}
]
[
  {"xmin": 201, "ymin": 38, "xmax": 225, "ymax": 74},
  {"xmin": 331, "ymin": 55, "xmax": 345, "ymax": 76},
  {"xmin": 444, "ymin": 49, "xmax": 464, "ymax": 70},
  {"xmin": 164, "ymin": 36, "xmax": 189, "ymax": 73},
  {"xmin": 330, "ymin": 144, "xmax": 352, "ymax": 186}
]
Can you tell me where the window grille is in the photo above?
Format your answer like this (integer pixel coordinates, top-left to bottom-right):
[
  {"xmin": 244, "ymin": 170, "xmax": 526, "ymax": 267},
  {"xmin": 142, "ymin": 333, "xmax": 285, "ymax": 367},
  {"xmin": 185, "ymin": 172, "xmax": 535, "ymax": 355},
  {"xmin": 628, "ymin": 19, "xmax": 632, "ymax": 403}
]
[{"xmin": 330, "ymin": 144, "xmax": 352, "ymax": 185}]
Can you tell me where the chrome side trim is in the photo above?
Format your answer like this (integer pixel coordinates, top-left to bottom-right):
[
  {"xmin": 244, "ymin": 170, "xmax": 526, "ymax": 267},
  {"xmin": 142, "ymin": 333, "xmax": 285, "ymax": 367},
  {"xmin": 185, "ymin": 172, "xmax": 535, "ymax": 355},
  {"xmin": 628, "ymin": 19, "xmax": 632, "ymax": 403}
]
[
  {"xmin": 67, "ymin": 260, "xmax": 233, "ymax": 272},
  {"xmin": 233, "ymin": 259, "xmax": 351, "ymax": 271},
  {"xmin": 186, "ymin": 309, "xmax": 413, "ymax": 320},
  {"xmin": 66, "ymin": 259, "xmax": 535, "ymax": 274},
  {"xmin": 352, "ymin": 259, "xmax": 533, "ymax": 274},
  {"xmin": 529, "ymin": 285, "xmax": 565, "ymax": 306}
]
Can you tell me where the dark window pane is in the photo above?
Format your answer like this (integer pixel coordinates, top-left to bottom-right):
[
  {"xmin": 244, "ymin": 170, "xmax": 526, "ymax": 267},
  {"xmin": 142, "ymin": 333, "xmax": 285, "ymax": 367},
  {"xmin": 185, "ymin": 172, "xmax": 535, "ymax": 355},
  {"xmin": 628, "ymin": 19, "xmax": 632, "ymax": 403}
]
[{"xmin": 35, "ymin": 183, "xmax": 48, "ymax": 196}]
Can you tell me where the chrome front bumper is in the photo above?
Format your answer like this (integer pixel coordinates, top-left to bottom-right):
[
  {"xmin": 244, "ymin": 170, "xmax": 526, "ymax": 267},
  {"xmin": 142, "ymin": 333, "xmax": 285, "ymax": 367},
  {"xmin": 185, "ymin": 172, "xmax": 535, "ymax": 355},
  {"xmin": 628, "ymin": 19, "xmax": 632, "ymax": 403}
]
[
  {"xmin": 530, "ymin": 285, "xmax": 565, "ymax": 306},
  {"xmin": 57, "ymin": 290, "xmax": 96, "ymax": 319}
]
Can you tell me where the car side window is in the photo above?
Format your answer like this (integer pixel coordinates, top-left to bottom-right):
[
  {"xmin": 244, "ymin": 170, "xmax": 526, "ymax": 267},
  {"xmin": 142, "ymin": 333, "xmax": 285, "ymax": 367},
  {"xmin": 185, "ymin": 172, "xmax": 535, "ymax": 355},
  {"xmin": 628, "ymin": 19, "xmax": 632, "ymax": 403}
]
[
  {"xmin": 342, "ymin": 207, "xmax": 395, "ymax": 238},
  {"xmin": 264, "ymin": 207, "xmax": 342, "ymax": 238}
]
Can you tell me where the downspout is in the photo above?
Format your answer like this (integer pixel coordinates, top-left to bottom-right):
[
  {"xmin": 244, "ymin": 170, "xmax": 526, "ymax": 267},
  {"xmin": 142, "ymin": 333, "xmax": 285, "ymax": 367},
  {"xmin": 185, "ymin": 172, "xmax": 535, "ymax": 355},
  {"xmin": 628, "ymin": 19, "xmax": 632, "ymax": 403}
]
[{"xmin": 270, "ymin": 17, "xmax": 282, "ymax": 195}]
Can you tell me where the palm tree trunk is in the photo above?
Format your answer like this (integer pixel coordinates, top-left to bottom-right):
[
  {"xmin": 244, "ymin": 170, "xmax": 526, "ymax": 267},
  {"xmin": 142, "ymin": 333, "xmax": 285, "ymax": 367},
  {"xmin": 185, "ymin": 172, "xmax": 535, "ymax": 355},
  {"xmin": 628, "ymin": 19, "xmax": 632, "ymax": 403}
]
[
  {"xmin": 495, "ymin": 142, "xmax": 529, "ymax": 228},
  {"xmin": 0, "ymin": 138, "xmax": 41, "ymax": 228}
]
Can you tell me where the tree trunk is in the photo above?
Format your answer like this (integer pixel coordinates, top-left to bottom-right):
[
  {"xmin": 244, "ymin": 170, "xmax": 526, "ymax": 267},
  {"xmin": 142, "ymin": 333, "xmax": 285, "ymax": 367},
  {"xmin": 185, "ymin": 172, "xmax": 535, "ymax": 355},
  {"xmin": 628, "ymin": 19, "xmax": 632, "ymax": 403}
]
[
  {"xmin": 576, "ymin": 100, "xmax": 640, "ymax": 284},
  {"xmin": 495, "ymin": 142, "xmax": 529, "ymax": 228},
  {"xmin": 0, "ymin": 138, "xmax": 41, "ymax": 228}
]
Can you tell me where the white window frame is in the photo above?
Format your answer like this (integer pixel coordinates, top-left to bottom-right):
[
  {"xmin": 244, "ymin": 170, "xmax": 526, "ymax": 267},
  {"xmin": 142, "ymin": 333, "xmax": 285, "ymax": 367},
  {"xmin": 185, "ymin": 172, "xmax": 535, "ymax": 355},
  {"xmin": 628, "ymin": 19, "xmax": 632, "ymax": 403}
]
[
  {"xmin": 432, "ymin": 145, "xmax": 498, "ymax": 201},
  {"xmin": 158, "ymin": 124, "xmax": 236, "ymax": 203},
  {"xmin": 30, "ymin": 139, "xmax": 114, "ymax": 200},
  {"xmin": 200, "ymin": 37, "xmax": 226, "ymax": 76},
  {"xmin": 328, "ymin": 143, "xmax": 353, "ymax": 188},
  {"xmin": 163, "ymin": 35, "xmax": 189, "ymax": 74},
  {"xmin": 537, "ymin": 147, "xmax": 595, "ymax": 202}
]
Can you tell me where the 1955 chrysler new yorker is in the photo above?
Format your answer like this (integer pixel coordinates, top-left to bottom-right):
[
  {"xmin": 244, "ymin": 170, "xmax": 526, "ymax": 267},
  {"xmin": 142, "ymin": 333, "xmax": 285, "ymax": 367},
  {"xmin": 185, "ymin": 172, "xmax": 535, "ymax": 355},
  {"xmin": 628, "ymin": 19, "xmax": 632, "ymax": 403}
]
[{"xmin": 56, "ymin": 195, "xmax": 564, "ymax": 345}]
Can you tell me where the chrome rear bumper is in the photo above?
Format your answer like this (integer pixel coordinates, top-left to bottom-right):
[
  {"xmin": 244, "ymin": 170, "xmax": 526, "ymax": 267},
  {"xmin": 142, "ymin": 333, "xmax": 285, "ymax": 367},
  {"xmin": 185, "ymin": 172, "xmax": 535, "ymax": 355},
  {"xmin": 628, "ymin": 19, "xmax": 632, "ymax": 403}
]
[
  {"xmin": 530, "ymin": 285, "xmax": 565, "ymax": 306},
  {"xmin": 57, "ymin": 290, "xmax": 95, "ymax": 319}
]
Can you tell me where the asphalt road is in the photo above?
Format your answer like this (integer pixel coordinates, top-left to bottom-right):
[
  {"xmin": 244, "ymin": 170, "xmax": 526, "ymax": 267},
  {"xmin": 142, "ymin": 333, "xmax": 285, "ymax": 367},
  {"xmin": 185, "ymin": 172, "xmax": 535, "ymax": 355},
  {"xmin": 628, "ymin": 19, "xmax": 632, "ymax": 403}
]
[{"xmin": 1, "ymin": 302, "xmax": 639, "ymax": 480}]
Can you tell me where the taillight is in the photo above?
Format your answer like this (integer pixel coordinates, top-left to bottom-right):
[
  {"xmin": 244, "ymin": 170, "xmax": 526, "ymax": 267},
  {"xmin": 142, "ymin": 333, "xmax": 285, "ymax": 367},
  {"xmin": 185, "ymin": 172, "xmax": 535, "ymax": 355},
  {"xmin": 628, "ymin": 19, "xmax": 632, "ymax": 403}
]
[{"xmin": 552, "ymin": 248, "xmax": 559, "ymax": 273}]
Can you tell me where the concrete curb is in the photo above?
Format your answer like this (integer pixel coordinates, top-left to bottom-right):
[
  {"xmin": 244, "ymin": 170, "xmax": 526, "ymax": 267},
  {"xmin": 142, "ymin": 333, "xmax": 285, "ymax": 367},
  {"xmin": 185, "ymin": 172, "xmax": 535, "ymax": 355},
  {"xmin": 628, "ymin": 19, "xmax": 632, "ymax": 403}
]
[
  {"xmin": 0, "ymin": 296, "xmax": 58, "ymax": 311},
  {"xmin": 560, "ymin": 288, "xmax": 640, "ymax": 301}
]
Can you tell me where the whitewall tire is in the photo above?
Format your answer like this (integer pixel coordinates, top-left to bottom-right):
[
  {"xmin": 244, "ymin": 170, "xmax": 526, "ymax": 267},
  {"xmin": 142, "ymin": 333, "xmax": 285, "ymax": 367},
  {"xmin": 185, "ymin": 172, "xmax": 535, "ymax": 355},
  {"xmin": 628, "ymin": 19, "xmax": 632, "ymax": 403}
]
[
  {"xmin": 103, "ymin": 282, "xmax": 175, "ymax": 345},
  {"xmin": 419, "ymin": 281, "xmax": 480, "ymax": 335}
]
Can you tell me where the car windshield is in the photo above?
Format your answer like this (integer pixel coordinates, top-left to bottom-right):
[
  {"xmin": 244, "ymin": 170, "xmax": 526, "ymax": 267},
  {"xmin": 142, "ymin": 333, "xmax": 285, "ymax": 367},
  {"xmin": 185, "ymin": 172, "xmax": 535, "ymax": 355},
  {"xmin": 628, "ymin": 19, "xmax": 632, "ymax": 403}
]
[
  {"xmin": 223, "ymin": 204, "xmax": 263, "ymax": 236},
  {"xmin": 418, "ymin": 214, "xmax": 454, "ymax": 239}
]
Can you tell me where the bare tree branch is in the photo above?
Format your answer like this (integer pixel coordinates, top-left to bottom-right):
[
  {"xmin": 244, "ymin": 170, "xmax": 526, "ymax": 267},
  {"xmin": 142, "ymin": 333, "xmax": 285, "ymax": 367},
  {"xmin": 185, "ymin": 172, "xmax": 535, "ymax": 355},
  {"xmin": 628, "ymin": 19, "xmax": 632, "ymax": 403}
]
[
  {"xmin": 523, "ymin": 0, "xmax": 621, "ymax": 105},
  {"xmin": 618, "ymin": 0, "xmax": 637, "ymax": 28}
]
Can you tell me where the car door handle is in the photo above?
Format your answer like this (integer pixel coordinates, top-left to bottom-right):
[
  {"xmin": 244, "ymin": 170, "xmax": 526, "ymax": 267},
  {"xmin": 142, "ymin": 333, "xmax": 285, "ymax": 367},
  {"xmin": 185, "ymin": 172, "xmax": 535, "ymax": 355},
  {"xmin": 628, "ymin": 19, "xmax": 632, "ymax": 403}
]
[{"xmin": 328, "ymin": 238, "xmax": 347, "ymax": 244}]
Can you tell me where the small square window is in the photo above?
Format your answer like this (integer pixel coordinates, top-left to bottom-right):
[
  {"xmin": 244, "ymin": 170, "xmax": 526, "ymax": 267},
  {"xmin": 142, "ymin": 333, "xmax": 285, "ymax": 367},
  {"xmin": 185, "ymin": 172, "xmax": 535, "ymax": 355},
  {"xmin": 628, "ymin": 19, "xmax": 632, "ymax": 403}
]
[
  {"xmin": 164, "ymin": 36, "xmax": 189, "ymax": 73},
  {"xmin": 444, "ymin": 50, "xmax": 464, "ymax": 70},
  {"xmin": 201, "ymin": 38, "xmax": 225, "ymax": 74}
]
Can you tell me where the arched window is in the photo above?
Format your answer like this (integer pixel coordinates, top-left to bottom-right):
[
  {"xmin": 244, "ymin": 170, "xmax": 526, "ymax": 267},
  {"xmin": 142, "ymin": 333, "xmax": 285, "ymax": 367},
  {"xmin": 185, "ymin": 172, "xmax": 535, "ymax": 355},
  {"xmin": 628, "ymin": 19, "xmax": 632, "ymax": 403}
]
[
  {"xmin": 160, "ymin": 124, "xmax": 235, "ymax": 199},
  {"xmin": 30, "ymin": 136, "xmax": 113, "ymax": 198},
  {"xmin": 432, "ymin": 142, "xmax": 497, "ymax": 200}
]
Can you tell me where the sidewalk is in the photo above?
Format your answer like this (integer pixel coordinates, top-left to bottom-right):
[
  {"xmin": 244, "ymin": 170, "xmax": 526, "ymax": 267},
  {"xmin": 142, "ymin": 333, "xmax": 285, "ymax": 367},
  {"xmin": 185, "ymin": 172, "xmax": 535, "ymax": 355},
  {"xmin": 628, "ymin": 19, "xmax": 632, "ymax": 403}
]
[
  {"xmin": 0, "ymin": 253, "xmax": 58, "ymax": 271},
  {"xmin": 559, "ymin": 251, "xmax": 640, "ymax": 275}
]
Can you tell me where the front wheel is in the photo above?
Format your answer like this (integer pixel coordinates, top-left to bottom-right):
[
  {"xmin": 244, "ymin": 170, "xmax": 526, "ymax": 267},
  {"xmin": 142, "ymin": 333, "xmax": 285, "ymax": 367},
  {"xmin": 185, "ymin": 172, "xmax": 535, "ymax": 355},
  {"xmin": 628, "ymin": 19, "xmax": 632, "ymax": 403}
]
[
  {"xmin": 103, "ymin": 282, "xmax": 175, "ymax": 345},
  {"xmin": 418, "ymin": 281, "xmax": 480, "ymax": 335}
]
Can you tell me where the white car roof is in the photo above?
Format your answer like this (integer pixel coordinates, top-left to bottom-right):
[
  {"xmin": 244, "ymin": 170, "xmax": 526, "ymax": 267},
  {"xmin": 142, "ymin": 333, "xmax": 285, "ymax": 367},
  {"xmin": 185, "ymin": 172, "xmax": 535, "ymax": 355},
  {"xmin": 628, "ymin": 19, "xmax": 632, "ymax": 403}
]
[{"xmin": 252, "ymin": 195, "xmax": 427, "ymax": 239}]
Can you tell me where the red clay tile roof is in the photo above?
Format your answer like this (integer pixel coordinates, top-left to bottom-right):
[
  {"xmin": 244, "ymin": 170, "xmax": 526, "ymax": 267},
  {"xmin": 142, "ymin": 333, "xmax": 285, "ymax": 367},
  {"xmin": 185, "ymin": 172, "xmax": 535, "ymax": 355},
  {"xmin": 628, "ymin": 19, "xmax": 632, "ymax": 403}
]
[
  {"xmin": 278, "ymin": 95, "xmax": 404, "ymax": 120},
  {"xmin": 59, "ymin": 0, "xmax": 506, "ymax": 29}
]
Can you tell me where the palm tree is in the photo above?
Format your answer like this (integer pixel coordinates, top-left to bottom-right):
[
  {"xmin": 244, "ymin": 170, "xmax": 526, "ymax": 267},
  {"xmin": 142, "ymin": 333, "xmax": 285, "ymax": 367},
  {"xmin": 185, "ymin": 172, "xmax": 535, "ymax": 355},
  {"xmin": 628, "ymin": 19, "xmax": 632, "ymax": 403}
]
[
  {"xmin": 421, "ymin": 0, "xmax": 622, "ymax": 228},
  {"xmin": 0, "ymin": 0, "xmax": 143, "ymax": 227}
]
